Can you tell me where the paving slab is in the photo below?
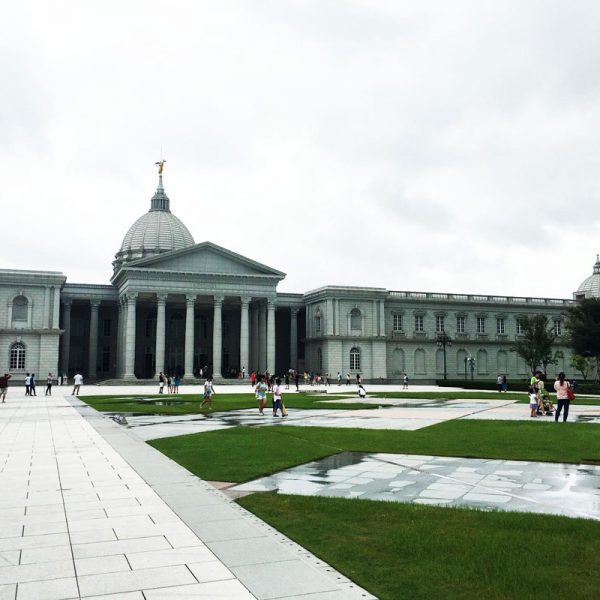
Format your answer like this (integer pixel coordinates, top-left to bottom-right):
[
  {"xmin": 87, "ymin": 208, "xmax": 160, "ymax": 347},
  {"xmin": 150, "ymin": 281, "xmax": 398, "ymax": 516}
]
[{"xmin": 0, "ymin": 388, "xmax": 375, "ymax": 600}]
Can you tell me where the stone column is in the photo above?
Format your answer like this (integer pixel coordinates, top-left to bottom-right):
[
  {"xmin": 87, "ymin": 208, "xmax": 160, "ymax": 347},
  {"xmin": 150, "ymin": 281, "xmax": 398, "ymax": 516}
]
[
  {"xmin": 267, "ymin": 299, "xmax": 276, "ymax": 374},
  {"xmin": 43, "ymin": 286, "xmax": 50, "ymax": 329},
  {"xmin": 60, "ymin": 300, "xmax": 72, "ymax": 376},
  {"xmin": 116, "ymin": 299, "xmax": 124, "ymax": 376},
  {"xmin": 379, "ymin": 300, "xmax": 386, "ymax": 336},
  {"xmin": 212, "ymin": 295, "xmax": 224, "ymax": 378},
  {"xmin": 52, "ymin": 287, "xmax": 61, "ymax": 329},
  {"xmin": 258, "ymin": 302, "xmax": 267, "ymax": 372},
  {"xmin": 184, "ymin": 294, "xmax": 196, "ymax": 379},
  {"xmin": 326, "ymin": 298, "xmax": 334, "ymax": 336},
  {"xmin": 88, "ymin": 300, "xmax": 101, "ymax": 379},
  {"xmin": 239, "ymin": 297, "xmax": 251, "ymax": 376},
  {"xmin": 251, "ymin": 304, "xmax": 259, "ymax": 371},
  {"xmin": 123, "ymin": 292, "xmax": 138, "ymax": 379},
  {"xmin": 155, "ymin": 294, "xmax": 167, "ymax": 376},
  {"xmin": 290, "ymin": 308, "xmax": 299, "ymax": 369}
]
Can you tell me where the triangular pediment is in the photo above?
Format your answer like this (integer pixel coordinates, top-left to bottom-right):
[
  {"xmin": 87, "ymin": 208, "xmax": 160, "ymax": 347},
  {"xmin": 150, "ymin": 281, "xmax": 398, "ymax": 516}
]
[{"xmin": 122, "ymin": 241, "xmax": 285, "ymax": 278}]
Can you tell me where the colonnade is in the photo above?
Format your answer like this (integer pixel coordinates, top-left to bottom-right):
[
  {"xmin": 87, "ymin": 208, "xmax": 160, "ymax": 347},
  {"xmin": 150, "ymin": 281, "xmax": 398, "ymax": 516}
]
[{"xmin": 61, "ymin": 293, "xmax": 302, "ymax": 379}]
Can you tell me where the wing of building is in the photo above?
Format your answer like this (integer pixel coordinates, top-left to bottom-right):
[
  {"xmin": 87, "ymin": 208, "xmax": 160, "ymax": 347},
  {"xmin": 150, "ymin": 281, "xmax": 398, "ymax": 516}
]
[{"xmin": 1, "ymin": 174, "xmax": 595, "ymax": 383}]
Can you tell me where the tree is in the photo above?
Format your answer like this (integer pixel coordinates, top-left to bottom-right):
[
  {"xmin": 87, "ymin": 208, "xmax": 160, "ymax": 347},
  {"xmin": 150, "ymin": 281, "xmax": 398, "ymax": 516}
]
[
  {"xmin": 511, "ymin": 315, "xmax": 556, "ymax": 375},
  {"xmin": 569, "ymin": 353, "xmax": 593, "ymax": 381},
  {"xmin": 565, "ymin": 298, "xmax": 600, "ymax": 381}
]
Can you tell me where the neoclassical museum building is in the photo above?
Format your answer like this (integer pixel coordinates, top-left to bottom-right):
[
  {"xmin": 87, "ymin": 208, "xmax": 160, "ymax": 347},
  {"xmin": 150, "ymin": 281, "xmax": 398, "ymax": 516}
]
[{"xmin": 1, "ymin": 173, "xmax": 599, "ymax": 383}]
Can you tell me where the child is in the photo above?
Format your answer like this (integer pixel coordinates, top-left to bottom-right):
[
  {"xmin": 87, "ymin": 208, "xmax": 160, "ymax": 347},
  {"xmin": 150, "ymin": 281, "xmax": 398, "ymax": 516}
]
[
  {"xmin": 255, "ymin": 376, "xmax": 268, "ymax": 415},
  {"xmin": 273, "ymin": 377, "xmax": 284, "ymax": 417},
  {"xmin": 200, "ymin": 378, "xmax": 215, "ymax": 410},
  {"xmin": 358, "ymin": 384, "xmax": 367, "ymax": 399},
  {"xmin": 529, "ymin": 392, "xmax": 538, "ymax": 417}
]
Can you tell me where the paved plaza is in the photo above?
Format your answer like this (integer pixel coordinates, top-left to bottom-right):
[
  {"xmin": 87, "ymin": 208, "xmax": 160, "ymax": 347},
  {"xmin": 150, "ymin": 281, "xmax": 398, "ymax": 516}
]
[{"xmin": 0, "ymin": 387, "xmax": 374, "ymax": 600}]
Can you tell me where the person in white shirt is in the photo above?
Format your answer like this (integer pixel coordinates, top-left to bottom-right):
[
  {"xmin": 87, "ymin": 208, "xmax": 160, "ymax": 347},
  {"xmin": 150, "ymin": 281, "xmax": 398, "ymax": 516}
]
[{"xmin": 72, "ymin": 372, "xmax": 83, "ymax": 396}]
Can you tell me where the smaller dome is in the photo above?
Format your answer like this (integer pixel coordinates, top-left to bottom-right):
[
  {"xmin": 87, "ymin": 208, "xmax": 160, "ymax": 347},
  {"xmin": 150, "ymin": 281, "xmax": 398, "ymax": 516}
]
[
  {"xmin": 575, "ymin": 255, "xmax": 600, "ymax": 299},
  {"xmin": 113, "ymin": 176, "xmax": 194, "ymax": 270}
]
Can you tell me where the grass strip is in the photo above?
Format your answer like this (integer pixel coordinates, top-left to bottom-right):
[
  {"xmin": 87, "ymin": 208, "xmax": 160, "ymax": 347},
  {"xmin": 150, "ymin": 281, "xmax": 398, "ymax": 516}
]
[
  {"xmin": 149, "ymin": 419, "xmax": 600, "ymax": 482},
  {"xmin": 237, "ymin": 493, "xmax": 600, "ymax": 600}
]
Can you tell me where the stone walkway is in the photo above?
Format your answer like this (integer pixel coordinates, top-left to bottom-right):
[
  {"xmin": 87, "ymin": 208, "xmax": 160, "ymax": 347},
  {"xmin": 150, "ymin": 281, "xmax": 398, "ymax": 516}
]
[{"xmin": 0, "ymin": 389, "xmax": 374, "ymax": 600}]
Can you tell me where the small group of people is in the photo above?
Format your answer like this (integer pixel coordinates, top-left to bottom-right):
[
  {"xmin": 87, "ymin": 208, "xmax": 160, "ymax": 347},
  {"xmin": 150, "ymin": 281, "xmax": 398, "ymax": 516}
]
[
  {"xmin": 157, "ymin": 372, "xmax": 181, "ymax": 394},
  {"xmin": 496, "ymin": 374, "xmax": 509, "ymax": 392},
  {"xmin": 529, "ymin": 371, "xmax": 574, "ymax": 421},
  {"xmin": 254, "ymin": 375, "xmax": 287, "ymax": 417}
]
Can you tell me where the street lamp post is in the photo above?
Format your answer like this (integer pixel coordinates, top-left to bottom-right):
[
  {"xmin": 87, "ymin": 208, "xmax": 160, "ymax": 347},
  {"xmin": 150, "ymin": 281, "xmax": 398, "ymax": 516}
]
[
  {"xmin": 467, "ymin": 354, "xmax": 475, "ymax": 381},
  {"xmin": 436, "ymin": 332, "xmax": 452, "ymax": 381}
]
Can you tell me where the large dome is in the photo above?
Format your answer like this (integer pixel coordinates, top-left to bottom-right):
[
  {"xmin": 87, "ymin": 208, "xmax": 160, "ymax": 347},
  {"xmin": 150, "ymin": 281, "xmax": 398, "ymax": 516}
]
[
  {"xmin": 575, "ymin": 255, "xmax": 600, "ymax": 299},
  {"xmin": 113, "ymin": 176, "xmax": 194, "ymax": 270}
]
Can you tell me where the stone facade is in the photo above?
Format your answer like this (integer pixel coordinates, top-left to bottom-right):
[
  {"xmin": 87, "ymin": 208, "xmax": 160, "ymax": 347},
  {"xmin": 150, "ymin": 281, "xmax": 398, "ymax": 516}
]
[{"xmin": 0, "ymin": 175, "xmax": 591, "ymax": 383}]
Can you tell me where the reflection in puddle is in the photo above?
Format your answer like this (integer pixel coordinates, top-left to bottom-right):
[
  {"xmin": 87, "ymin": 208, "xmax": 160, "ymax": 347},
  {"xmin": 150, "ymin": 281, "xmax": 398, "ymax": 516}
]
[{"xmin": 231, "ymin": 452, "xmax": 600, "ymax": 521}]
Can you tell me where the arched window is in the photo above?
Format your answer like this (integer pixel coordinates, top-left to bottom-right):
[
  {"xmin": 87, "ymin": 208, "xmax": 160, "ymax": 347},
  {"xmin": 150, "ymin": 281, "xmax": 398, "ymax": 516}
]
[
  {"xmin": 497, "ymin": 350, "xmax": 507, "ymax": 373},
  {"xmin": 350, "ymin": 347, "xmax": 361, "ymax": 370},
  {"xmin": 12, "ymin": 295, "xmax": 28, "ymax": 321},
  {"xmin": 392, "ymin": 348, "xmax": 405, "ymax": 374},
  {"xmin": 456, "ymin": 349, "xmax": 467, "ymax": 375},
  {"xmin": 314, "ymin": 309, "xmax": 322, "ymax": 333},
  {"xmin": 10, "ymin": 342, "xmax": 26, "ymax": 370},
  {"xmin": 350, "ymin": 308, "xmax": 362, "ymax": 331},
  {"xmin": 477, "ymin": 350, "xmax": 488, "ymax": 374},
  {"xmin": 435, "ymin": 349, "xmax": 445, "ymax": 373},
  {"xmin": 414, "ymin": 348, "xmax": 426, "ymax": 374},
  {"xmin": 317, "ymin": 347, "xmax": 323, "ymax": 371}
]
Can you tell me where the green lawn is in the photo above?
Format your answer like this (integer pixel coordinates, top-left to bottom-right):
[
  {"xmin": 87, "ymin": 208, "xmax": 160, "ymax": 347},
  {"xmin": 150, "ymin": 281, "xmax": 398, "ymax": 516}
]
[
  {"xmin": 238, "ymin": 494, "xmax": 600, "ymax": 600},
  {"xmin": 149, "ymin": 419, "xmax": 600, "ymax": 482},
  {"xmin": 79, "ymin": 392, "xmax": 375, "ymax": 414}
]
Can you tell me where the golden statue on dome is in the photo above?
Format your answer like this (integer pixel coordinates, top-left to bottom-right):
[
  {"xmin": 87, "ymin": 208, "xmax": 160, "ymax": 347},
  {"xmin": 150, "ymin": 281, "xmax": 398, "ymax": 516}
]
[{"xmin": 155, "ymin": 159, "xmax": 166, "ymax": 175}]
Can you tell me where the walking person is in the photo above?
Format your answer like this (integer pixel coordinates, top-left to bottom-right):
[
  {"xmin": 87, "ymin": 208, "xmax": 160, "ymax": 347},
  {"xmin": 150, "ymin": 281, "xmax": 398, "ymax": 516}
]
[
  {"xmin": 294, "ymin": 370, "xmax": 299, "ymax": 392},
  {"xmin": 0, "ymin": 373, "xmax": 12, "ymax": 403},
  {"xmin": 24, "ymin": 373, "xmax": 31, "ymax": 396},
  {"xmin": 200, "ymin": 377, "xmax": 215, "ymax": 410},
  {"xmin": 273, "ymin": 377, "xmax": 284, "ymax": 417},
  {"xmin": 496, "ymin": 374, "xmax": 503, "ymax": 392},
  {"xmin": 501, "ymin": 374, "xmax": 508, "ymax": 392},
  {"xmin": 30, "ymin": 374, "xmax": 37, "ymax": 396},
  {"xmin": 250, "ymin": 371, "xmax": 256, "ymax": 387},
  {"xmin": 167, "ymin": 375, "xmax": 172, "ymax": 394},
  {"xmin": 284, "ymin": 371, "xmax": 290, "ymax": 390},
  {"xmin": 158, "ymin": 372, "xmax": 165, "ymax": 393},
  {"xmin": 173, "ymin": 374, "xmax": 180, "ymax": 393},
  {"xmin": 345, "ymin": 372, "xmax": 350, "ymax": 386},
  {"xmin": 403, "ymin": 373, "xmax": 409, "ymax": 389},
  {"xmin": 255, "ymin": 375, "xmax": 268, "ymax": 415},
  {"xmin": 72, "ymin": 372, "xmax": 83, "ymax": 396},
  {"xmin": 554, "ymin": 372, "xmax": 572, "ymax": 422},
  {"xmin": 45, "ymin": 373, "xmax": 53, "ymax": 396}
]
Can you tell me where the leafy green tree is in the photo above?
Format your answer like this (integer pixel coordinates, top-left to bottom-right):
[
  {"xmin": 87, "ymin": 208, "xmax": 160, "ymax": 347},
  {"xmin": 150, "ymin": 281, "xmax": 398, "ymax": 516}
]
[
  {"xmin": 569, "ymin": 353, "xmax": 593, "ymax": 381},
  {"xmin": 511, "ymin": 315, "xmax": 557, "ymax": 375},
  {"xmin": 565, "ymin": 298, "xmax": 600, "ymax": 381}
]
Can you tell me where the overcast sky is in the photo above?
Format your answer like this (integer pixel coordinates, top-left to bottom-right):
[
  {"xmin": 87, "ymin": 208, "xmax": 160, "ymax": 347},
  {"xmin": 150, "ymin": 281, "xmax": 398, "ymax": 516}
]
[{"xmin": 3, "ymin": 1, "xmax": 599, "ymax": 299}]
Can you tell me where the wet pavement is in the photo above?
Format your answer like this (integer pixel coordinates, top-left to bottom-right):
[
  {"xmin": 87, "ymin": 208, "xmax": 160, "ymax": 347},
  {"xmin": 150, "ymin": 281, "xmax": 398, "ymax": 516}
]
[
  {"xmin": 119, "ymin": 398, "xmax": 600, "ymax": 441},
  {"xmin": 230, "ymin": 452, "xmax": 600, "ymax": 521}
]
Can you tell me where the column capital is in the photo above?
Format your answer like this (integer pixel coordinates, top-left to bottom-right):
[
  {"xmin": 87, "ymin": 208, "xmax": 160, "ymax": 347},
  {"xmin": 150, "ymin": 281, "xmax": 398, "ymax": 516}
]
[
  {"xmin": 290, "ymin": 307, "xmax": 300, "ymax": 316},
  {"xmin": 125, "ymin": 292, "xmax": 138, "ymax": 302},
  {"xmin": 214, "ymin": 295, "xmax": 225, "ymax": 305},
  {"xmin": 240, "ymin": 296, "xmax": 252, "ymax": 306},
  {"xmin": 62, "ymin": 300, "xmax": 72, "ymax": 309},
  {"xmin": 185, "ymin": 294, "xmax": 197, "ymax": 305},
  {"xmin": 90, "ymin": 300, "xmax": 101, "ymax": 310},
  {"xmin": 267, "ymin": 298, "xmax": 276, "ymax": 309},
  {"xmin": 156, "ymin": 293, "xmax": 168, "ymax": 304}
]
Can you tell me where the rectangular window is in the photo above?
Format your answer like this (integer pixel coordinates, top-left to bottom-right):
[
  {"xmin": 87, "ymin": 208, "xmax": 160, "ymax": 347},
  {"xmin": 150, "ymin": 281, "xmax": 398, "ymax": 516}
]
[
  {"xmin": 496, "ymin": 318, "xmax": 505, "ymax": 334},
  {"xmin": 102, "ymin": 346, "xmax": 110, "ymax": 372},
  {"xmin": 315, "ymin": 316, "xmax": 321, "ymax": 332},
  {"xmin": 516, "ymin": 319, "xmax": 524, "ymax": 335},
  {"xmin": 102, "ymin": 319, "xmax": 111, "ymax": 337},
  {"xmin": 477, "ymin": 317, "xmax": 486, "ymax": 334},
  {"xmin": 435, "ymin": 316, "xmax": 445, "ymax": 333},
  {"xmin": 456, "ymin": 316, "xmax": 465, "ymax": 333},
  {"xmin": 393, "ymin": 314, "xmax": 403, "ymax": 331},
  {"xmin": 554, "ymin": 319, "xmax": 562, "ymax": 336},
  {"xmin": 415, "ymin": 315, "xmax": 424, "ymax": 332}
]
